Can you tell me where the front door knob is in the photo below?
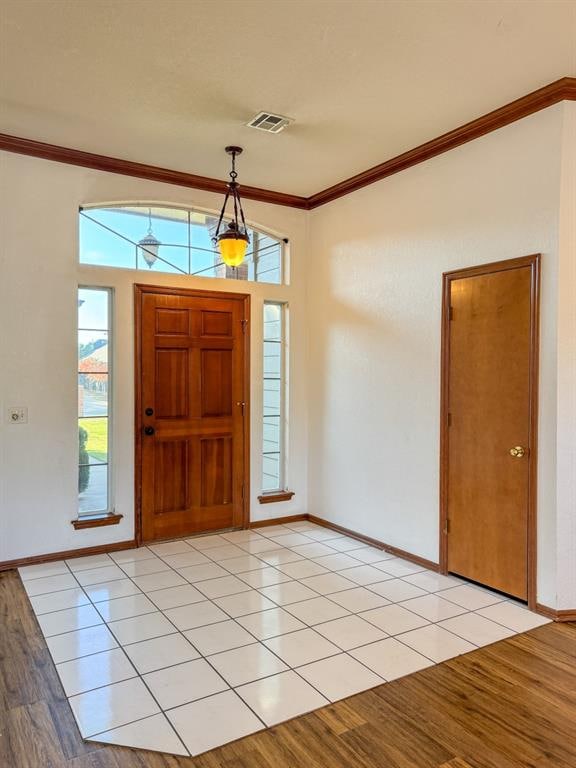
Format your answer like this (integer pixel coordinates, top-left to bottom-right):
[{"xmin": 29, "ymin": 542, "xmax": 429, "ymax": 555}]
[
  {"xmin": 144, "ymin": 426, "xmax": 155, "ymax": 436},
  {"xmin": 509, "ymin": 446, "xmax": 526, "ymax": 458}
]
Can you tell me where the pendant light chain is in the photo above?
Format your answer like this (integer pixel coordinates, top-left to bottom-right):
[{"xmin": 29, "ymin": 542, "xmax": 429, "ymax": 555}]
[
  {"xmin": 213, "ymin": 146, "xmax": 250, "ymax": 268},
  {"xmin": 213, "ymin": 188, "xmax": 231, "ymax": 244},
  {"xmin": 230, "ymin": 149, "xmax": 238, "ymax": 181}
]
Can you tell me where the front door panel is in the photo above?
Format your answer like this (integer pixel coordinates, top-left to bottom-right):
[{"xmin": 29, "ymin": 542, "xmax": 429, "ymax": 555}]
[{"xmin": 138, "ymin": 289, "xmax": 248, "ymax": 542}]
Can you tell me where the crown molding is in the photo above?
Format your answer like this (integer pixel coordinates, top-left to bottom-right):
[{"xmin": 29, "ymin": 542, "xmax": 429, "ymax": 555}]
[
  {"xmin": 0, "ymin": 133, "xmax": 309, "ymax": 210},
  {"xmin": 307, "ymin": 77, "xmax": 576, "ymax": 208},
  {"xmin": 0, "ymin": 78, "xmax": 574, "ymax": 210}
]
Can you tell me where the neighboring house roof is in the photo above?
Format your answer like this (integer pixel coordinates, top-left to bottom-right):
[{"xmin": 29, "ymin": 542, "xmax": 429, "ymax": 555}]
[
  {"xmin": 79, "ymin": 343, "xmax": 108, "ymax": 383},
  {"xmin": 80, "ymin": 342, "xmax": 108, "ymax": 363}
]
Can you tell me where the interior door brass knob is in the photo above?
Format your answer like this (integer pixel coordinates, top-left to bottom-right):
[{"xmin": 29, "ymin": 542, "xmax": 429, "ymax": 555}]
[{"xmin": 509, "ymin": 446, "xmax": 526, "ymax": 458}]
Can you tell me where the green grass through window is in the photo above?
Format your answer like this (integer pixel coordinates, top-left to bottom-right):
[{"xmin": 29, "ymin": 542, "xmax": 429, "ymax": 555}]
[{"xmin": 78, "ymin": 417, "xmax": 108, "ymax": 462}]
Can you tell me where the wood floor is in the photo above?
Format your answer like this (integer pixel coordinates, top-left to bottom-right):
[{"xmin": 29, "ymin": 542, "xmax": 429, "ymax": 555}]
[{"xmin": 1, "ymin": 568, "xmax": 575, "ymax": 768}]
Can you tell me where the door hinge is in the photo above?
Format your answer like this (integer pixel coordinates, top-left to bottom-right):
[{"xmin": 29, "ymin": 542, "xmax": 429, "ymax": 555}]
[
  {"xmin": 447, "ymin": 412, "xmax": 452, "ymax": 427},
  {"xmin": 444, "ymin": 519, "xmax": 450, "ymax": 535},
  {"xmin": 449, "ymin": 306, "xmax": 454, "ymax": 321},
  {"xmin": 241, "ymin": 484, "xmax": 245, "ymax": 500},
  {"xmin": 241, "ymin": 318, "xmax": 248, "ymax": 333}
]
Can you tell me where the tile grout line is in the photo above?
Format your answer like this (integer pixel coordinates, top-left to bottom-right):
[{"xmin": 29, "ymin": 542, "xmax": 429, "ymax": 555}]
[
  {"xmin": 90, "ymin": 546, "xmax": 276, "ymax": 740},
  {"xmin": 21, "ymin": 530, "xmax": 545, "ymax": 633},
  {"xmin": 73, "ymin": 595, "xmax": 194, "ymax": 757},
  {"xmin": 29, "ymin": 530, "xmax": 519, "ymax": 653},
  {"xmin": 44, "ymin": 568, "xmax": 389, "ymax": 726},
  {"xmin": 169, "ymin": 550, "xmax": 545, "ymax": 657},
  {"xmin": 45, "ymin": 596, "xmax": 525, "ymax": 671},
  {"xmin": 27, "ymin": 532, "xmax": 539, "ymax": 653},
  {"xmin": 211, "ymin": 529, "xmax": 457, "ymax": 700},
  {"xmin": 35, "ymin": 543, "xmax": 252, "ymax": 753},
  {"xmin": 85, "ymin": 687, "xmax": 267, "ymax": 756},
  {"xmin": 135, "ymin": 580, "xmax": 273, "ymax": 739},
  {"xmin": 18, "ymin": 563, "xmax": 189, "ymax": 752},
  {"xmin": 37, "ymin": 530, "xmax": 380, "ymax": 743},
  {"xmin": 19, "ymin": 524, "xmax": 549, "ymax": 756},
  {"xmin": 190, "ymin": 537, "xmax": 436, "ymax": 690}
]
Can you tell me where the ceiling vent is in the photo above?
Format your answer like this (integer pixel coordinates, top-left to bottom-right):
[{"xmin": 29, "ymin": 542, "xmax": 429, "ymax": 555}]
[{"xmin": 246, "ymin": 111, "xmax": 293, "ymax": 134}]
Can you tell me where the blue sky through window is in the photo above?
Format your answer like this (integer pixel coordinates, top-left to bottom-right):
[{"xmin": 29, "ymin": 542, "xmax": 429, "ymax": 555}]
[{"xmin": 78, "ymin": 205, "xmax": 283, "ymax": 283}]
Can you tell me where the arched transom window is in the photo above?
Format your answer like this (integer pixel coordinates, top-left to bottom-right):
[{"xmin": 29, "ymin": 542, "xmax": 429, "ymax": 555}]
[{"xmin": 79, "ymin": 204, "xmax": 285, "ymax": 284}]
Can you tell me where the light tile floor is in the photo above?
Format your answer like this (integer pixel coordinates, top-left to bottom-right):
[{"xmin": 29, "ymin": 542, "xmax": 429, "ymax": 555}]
[{"xmin": 20, "ymin": 521, "xmax": 550, "ymax": 758}]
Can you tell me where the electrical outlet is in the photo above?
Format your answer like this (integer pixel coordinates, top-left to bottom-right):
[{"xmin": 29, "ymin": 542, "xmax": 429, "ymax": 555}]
[{"xmin": 7, "ymin": 407, "xmax": 28, "ymax": 424}]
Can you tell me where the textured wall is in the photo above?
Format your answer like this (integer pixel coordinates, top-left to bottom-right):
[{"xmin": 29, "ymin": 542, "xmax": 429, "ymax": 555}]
[
  {"xmin": 307, "ymin": 106, "xmax": 566, "ymax": 608},
  {"xmin": 0, "ymin": 154, "xmax": 309, "ymax": 561}
]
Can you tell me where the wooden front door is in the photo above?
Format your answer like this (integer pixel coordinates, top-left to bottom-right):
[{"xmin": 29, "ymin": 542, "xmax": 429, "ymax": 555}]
[
  {"xmin": 441, "ymin": 255, "xmax": 540, "ymax": 601},
  {"xmin": 135, "ymin": 285, "xmax": 249, "ymax": 543}
]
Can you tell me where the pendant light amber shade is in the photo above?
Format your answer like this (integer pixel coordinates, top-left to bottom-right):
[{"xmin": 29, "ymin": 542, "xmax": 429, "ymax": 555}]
[{"xmin": 217, "ymin": 224, "xmax": 249, "ymax": 267}]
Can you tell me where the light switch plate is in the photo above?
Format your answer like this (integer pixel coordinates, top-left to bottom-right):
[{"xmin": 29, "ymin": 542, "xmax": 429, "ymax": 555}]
[{"xmin": 7, "ymin": 407, "xmax": 28, "ymax": 424}]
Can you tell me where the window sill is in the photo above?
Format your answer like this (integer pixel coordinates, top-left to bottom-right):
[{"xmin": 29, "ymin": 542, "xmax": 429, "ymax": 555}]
[
  {"xmin": 71, "ymin": 513, "xmax": 123, "ymax": 530},
  {"xmin": 258, "ymin": 491, "xmax": 295, "ymax": 505}
]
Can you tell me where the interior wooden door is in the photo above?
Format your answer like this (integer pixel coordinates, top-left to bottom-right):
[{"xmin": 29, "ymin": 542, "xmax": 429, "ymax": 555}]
[
  {"xmin": 136, "ymin": 286, "xmax": 249, "ymax": 542},
  {"xmin": 441, "ymin": 255, "xmax": 539, "ymax": 601}
]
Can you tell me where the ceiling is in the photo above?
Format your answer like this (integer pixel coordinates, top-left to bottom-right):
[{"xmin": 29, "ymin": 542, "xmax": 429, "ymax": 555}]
[{"xmin": 1, "ymin": 0, "xmax": 575, "ymax": 197}]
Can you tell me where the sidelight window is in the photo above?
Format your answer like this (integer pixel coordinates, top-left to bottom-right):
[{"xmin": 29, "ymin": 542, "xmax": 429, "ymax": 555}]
[
  {"xmin": 78, "ymin": 287, "xmax": 112, "ymax": 516},
  {"xmin": 262, "ymin": 302, "xmax": 287, "ymax": 493}
]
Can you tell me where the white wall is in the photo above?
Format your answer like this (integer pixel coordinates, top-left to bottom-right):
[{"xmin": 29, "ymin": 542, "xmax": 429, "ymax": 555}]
[
  {"xmin": 0, "ymin": 154, "xmax": 309, "ymax": 562},
  {"xmin": 306, "ymin": 105, "xmax": 569, "ymax": 608},
  {"xmin": 556, "ymin": 102, "xmax": 576, "ymax": 610},
  {"xmin": 1, "ymin": 106, "xmax": 573, "ymax": 611}
]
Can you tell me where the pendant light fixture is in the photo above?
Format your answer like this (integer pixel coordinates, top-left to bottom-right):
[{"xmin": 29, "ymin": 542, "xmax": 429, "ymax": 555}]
[
  {"xmin": 138, "ymin": 208, "xmax": 161, "ymax": 268},
  {"xmin": 213, "ymin": 146, "xmax": 250, "ymax": 268}
]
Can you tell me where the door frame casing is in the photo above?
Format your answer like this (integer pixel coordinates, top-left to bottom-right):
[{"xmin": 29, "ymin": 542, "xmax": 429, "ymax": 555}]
[
  {"xmin": 439, "ymin": 254, "xmax": 541, "ymax": 609},
  {"xmin": 134, "ymin": 283, "xmax": 251, "ymax": 545}
]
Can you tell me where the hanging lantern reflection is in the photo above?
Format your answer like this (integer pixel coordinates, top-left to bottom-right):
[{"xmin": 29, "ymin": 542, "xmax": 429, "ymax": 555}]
[{"xmin": 138, "ymin": 208, "xmax": 161, "ymax": 268}]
